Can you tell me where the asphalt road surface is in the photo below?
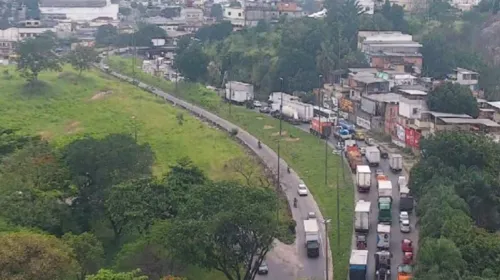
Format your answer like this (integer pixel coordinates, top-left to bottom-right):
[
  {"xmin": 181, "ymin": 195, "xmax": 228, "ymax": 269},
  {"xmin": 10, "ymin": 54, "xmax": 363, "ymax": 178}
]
[{"xmin": 98, "ymin": 60, "xmax": 332, "ymax": 280}]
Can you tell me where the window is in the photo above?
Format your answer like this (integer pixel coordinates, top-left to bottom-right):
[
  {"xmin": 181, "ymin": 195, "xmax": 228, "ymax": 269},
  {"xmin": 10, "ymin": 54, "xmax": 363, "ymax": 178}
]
[
  {"xmin": 412, "ymin": 108, "xmax": 419, "ymax": 115},
  {"xmin": 238, "ymin": 12, "xmax": 241, "ymax": 16},
  {"xmin": 228, "ymin": 11, "xmax": 231, "ymax": 16}
]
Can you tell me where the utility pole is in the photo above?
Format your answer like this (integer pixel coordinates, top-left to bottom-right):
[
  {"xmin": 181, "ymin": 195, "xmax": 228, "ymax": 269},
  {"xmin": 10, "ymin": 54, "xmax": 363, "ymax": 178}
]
[
  {"xmin": 229, "ymin": 77, "xmax": 232, "ymax": 116},
  {"xmin": 324, "ymin": 218, "xmax": 332, "ymax": 280},
  {"xmin": 335, "ymin": 21, "xmax": 342, "ymax": 250},
  {"xmin": 277, "ymin": 77, "xmax": 284, "ymax": 221},
  {"xmin": 131, "ymin": 115, "xmax": 137, "ymax": 141},
  {"xmin": 131, "ymin": 24, "xmax": 137, "ymax": 82}
]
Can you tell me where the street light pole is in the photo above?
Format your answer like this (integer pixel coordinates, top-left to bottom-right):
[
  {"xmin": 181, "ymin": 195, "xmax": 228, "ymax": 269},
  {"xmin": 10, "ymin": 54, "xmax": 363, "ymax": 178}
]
[
  {"xmin": 324, "ymin": 218, "xmax": 332, "ymax": 280},
  {"xmin": 131, "ymin": 115, "xmax": 137, "ymax": 141},
  {"xmin": 277, "ymin": 77, "xmax": 284, "ymax": 221}
]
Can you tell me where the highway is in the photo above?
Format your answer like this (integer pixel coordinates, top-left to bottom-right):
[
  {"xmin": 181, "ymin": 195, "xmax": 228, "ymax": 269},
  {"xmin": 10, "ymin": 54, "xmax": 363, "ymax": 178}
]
[
  {"xmin": 296, "ymin": 124, "xmax": 419, "ymax": 279},
  {"xmin": 97, "ymin": 59, "xmax": 332, "ymax": 280}
]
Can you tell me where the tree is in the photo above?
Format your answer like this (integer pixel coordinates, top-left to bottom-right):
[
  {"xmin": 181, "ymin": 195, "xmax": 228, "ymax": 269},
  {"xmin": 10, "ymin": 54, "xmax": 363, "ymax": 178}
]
[
  {"xmin": 0, "ymin": 231, "xmax": 76, "ymax": 280},
  {"xmin": 195, "ymin": 21, "xmax": 233, "ymax": 42},
  {"xmin": 0, "ymin": 127, "xmax": 40, "ymax": 158},
  {"xmin": 166, "ymin": 181, "xmax": 279, "ymax": 280},
  {"xmin": 85, "ymin": 269, "xmax": 148, "ymax": 280},
  {"xmin": 63, "ymin": 232, "xmax": 105, "ymax": 280},
  {"xmin": 105, "ymin": 177, "xmax": 172, "ymax": 242},
  {"xmin": 63, "ymin": 134, "xmax": 154, "ymax": 232},
  {"xmin": 67, "ymin": 45, "xmax": 98, "ymax": 76},
  {"xmin": 210, "ymin": 4, "xmax": 224, "ymax": 20},
  {"xmin": 359, "ymin": 13, "xmax": 394, "ymax": 31},
  {"xmin": 426, "ymin": 82, "xmax": 479, "ymax": 117},
  {"xmin": 416, "ymin": 238, "xmax": 466, "ymax": 279},
  {"xmin": 381, "ymin": 1, "xmax": 409, "ymax": 33},
  {"xmin": 134, "ymin": 24, "xmax": 167, "ymax": 47},
  {"xmin": 95, "ymin": 24, "xmax": 118, "ymax": 47},
  {"xmin": 16, "ymin": 35, "xmax": 61, "ymax": 83},
  {"xmin": 174, "ymin": 39, "xmax": 209, "ymax": 82}
]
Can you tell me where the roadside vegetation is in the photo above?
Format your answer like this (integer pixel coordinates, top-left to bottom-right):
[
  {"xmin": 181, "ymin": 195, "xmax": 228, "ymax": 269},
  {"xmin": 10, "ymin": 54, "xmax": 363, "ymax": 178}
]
[
  {"xmin": 0, "ymin": 36, "xmax": 297, "ymax": 279},
  {"xmin": 108, "ymin": 55, "xmax": 355, "ymax": 279},
  {"xmin": 410, "ymin": 131, "xmax": 500, "ymax": 279}
]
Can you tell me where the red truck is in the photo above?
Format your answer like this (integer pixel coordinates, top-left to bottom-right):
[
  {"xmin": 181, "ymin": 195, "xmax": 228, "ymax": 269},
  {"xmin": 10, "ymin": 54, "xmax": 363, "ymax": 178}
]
[
  {"xmin": 309, "ymin": 117, "xmax": 333, "ymax": 139},
  {"xmin": 346, "ymin": 145, "xmax": 363, "ymax": 172}
]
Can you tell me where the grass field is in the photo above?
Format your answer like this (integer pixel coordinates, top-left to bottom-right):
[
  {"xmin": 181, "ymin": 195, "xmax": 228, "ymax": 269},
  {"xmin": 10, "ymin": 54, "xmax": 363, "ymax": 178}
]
[
  {"xmin": 0, "ymin": 66, "xmax": 294, "ymax": 279},
  {"xmin": 109, "ymin": 56, "xmax": 355, "ymax": 280}
]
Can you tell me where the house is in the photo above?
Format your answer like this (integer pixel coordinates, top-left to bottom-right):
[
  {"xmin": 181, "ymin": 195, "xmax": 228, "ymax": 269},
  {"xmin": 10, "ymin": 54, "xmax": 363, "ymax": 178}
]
[
  {"xmin": 357, "ymin": 0, "xmax": 375, "ymax": 14},
  {"xmin": 180, "ymin": 7, "xmax": 204, "ymax": 22},
  {"xmin": 347, "ymin": 72, "xmax": 390, "ymax": 99},
  {"xmin": 223, "ymin": 4, "xmax": 278, "ymax": 27},
  {"xmin": 277, "ymin": 2, "xmax": 305, "ymax": 18},
  {"xmin": 450, "ymin": 0, "xmax": 480, "ymax": 11},
  {"xmin": 360, "ymin": 92, "xmax": 401, "ymax": 132},
  {"xmin": 447, "ymin": 67, "xmax": 479, "ymax": 92},
  {"xmin": 0, "ymin": 25, "xmax": 56, "ymax": 58},
  {"xmin": 376, "ymin": 70, "xmax": 418, "ymax": 90},
  {"xmin": 39, "ymin": 0, "xmax": 119, "ymax": 21},
  {"xmin": 357, "ymin": 31, "xmax": 423, "ymax": 75}
]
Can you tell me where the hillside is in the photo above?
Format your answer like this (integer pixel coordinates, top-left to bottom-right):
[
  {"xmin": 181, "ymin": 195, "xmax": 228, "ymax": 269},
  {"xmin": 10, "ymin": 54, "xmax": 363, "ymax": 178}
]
[{"xmin": 0, "ymin": 67, "xmax": 260, "ymax": 181}]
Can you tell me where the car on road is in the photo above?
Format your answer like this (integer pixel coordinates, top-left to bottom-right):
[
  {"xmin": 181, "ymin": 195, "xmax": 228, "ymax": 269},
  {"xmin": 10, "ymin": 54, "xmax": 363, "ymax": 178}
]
[
  {"xmin": 376, "ymin": 169, "xmax": 384, "ymax": 176},
  {"xmin": 259, "ymin": 106, "xmax": 271, "ymax": 114},
  {"xmin": 297, "ymin": 183, "xmax": 308, "ymax": 196},
  {"xmin": 365, "ymin": 137, "xmax": 374, "ymax": 146},
  {"xmin": 400, "ymin": 219, "xmax": 411, "ymax": 233},
  {"xmin": 360, "ymin": 146, "xmax": 366, "ymax": 155},
  {"xmin": 399, "ymin": 211, "xmax": 409, "ymax": 222},
  {"xmin": 257, "ymin": 260, "xmax": 269, "ymax": 275},
  {"xmin": 307, "ymin": 212, "xmax": 316, "ymax": 219},
  {"xmin": 253, "ymin": 100, "xmax": 263, "ymax": 107}
]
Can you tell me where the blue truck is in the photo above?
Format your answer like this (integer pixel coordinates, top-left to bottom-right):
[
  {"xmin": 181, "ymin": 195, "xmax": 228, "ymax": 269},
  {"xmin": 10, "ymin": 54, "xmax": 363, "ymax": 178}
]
[{"xmin": 349, "ymin": 249, "xmax": 368, "ymax": 280}]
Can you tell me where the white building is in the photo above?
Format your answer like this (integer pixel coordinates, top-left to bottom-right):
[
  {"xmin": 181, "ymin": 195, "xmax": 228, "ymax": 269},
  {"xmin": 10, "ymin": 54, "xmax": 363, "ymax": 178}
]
[
  {"xmin": 451, "ymin": 0, "xmax": 480, "ymax": 10},
  {"xmin": 356, "ymin": 0, "xmax": 375, "ymax": 14},
  {"xmin": 398, "ymin": 97, "xmax": 428, "ymax": 125},
  {"xmin": 448, "ymin": 67, "xmax": 479, "ymax": 92},
  {"xmin": 0, "ymin": 26, "xmax": 56, "ymax": 58},
  {"xmin": 223, "ymin": 6, "xmax": 246, "ymax": 27},
  {"xmin": 180, "ymin": 7, "xmax": 204, "ymax": 22},
  {"xmin": 40, "ymin": 0, "xmax": 119, "ymax": 21}
]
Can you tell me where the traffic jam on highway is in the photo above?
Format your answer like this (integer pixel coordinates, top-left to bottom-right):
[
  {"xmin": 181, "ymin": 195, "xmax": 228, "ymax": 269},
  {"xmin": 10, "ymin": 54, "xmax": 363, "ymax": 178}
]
[{"xmin": 259, "ymin": 92, "xmax": 416, "ymax": 280}]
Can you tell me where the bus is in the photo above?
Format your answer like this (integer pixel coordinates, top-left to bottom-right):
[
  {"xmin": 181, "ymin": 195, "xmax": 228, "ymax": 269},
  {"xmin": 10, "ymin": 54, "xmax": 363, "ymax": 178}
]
[{"xmin": 313, "ymin": 106, "xmax": 337, "ymax": 123}]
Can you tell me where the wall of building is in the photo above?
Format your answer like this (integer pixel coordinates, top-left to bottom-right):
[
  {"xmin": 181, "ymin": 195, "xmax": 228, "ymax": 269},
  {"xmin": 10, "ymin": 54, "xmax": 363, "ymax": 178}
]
[
  {"xmin": 40, "ymin": 4, "xmax": 119, "ymax": 21},
  {"xmin": 398, "ymin": 98, "xmax": 426, "ymax": 119},
  {"xmin": 384, "ymin": 103, "xmax": 399, "ymax": 135}
]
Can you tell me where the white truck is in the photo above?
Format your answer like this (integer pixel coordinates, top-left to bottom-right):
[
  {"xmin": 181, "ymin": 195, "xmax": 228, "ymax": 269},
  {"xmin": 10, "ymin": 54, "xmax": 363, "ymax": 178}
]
[
  {"xmin": 349, "ymin": 250, "xmax": 368, "ymax": 280},
  {"xmin": 304, "ymin": 219, "xmax": 320, "ymax": 258},
  {"xmin": 225, "ymin": 81, "xmax": 254, "ymax": 104},
  {"xmin": 389, "ymin": 153, "xmax": 403, "ymax": 173},
  {"xmin": 377, "ymin": 224, "xmax": 391, "ymax": 250},
  {"xmin": 365, "ymin": 146, "xmax": 381, "ymax": 167},
  {"xmin": 378, "ymin": 180, "xmax": 393, "ymax": 198},
  {"xmin": 355, "ymin": 200, "xmax": 371, "ymax": 233},
  {"xmin": 288, "ymin": 100, "xmax": 314, "ymax": 122},
  {"xmin": 356, "ymin": 165, "xmax": 371, "ymax": 192}
]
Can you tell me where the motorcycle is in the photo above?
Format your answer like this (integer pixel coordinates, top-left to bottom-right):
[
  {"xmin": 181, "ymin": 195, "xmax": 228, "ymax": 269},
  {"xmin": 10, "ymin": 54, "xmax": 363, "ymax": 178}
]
[
  {"xmin": 293, "ymin": 198, "xmax": 298, "ymax": 208},
  {"xmin": 287, "ymin": 166, "xmax": 291, "ymax": 174},
  {"xmin": 258, "ymin": 141, "xmax": 262, "ymax": 149}
]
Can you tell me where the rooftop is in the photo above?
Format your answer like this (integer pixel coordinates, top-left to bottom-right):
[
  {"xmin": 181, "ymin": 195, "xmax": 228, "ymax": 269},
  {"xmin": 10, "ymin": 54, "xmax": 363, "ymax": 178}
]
[
  {"xmin": 399, "ymin": 89, "xmax": 427, "ymax": 96},
  {"xmin": 423, "ymin": 111, "xmax": 472, "ymax": 119},
  {"xmin": 366, "ymin": 43, "xmax": 422, "ymax": 48},
  {"xmin": 487, "ymin": 101, "xmax": 500, "ymax": 110},
  {"xmin": 351, "ymin": 73, "xmax": 387, "ymax": 84},
  {"xmin": 348, "ymin": 68, "xmax": 379, "ymax": 74},
  {"xmin": 364, "ymin": 92, "xmax": 401, "ymax": 103},
  {"xmin": 40, "ymin": 0, "xmax": 107, "ymax": 7},
  {"xmin": 358, "ymin": 31, "xmax": 404, "ymax": 38},
  {"xmin": 455, "ymin": 67, "xmax": 478, "ymax": 75},
  {"xmin": 439, "ymin": 118, "xmax": 500, "ymax": 127},
  {"xmin": 369, "ymin": 51, "xmax": 423, "ymax": 57}
]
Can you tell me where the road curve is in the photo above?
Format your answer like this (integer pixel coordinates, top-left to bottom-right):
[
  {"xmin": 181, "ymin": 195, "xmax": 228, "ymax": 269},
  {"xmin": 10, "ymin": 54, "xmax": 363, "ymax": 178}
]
[{"xmin": 97, "ymin": 59, "xmax": 333, "ymax": 280}]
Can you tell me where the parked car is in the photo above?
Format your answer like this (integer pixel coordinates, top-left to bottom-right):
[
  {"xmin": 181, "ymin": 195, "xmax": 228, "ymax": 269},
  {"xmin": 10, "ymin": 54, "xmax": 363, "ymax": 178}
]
[
  {"xmin": 259, "ymin": 106, "xmax": 271, "ymax": 114},
  {"xmin": 253, "ymin": 100, "xmax": 263, "ymax": 107},
  {"xmin": 307, "ymin": 212, "xmax": 316, "ymax": 219},
  {"xmin": 297, "ymin": 183, "xmax": 308, "ymax": 196},
  {"xmin": 258, "ymin": 261, "xmax": 269, "ymax": 275},
  {"xmin": 400, "ymin": 219, "xmax": 411, "ymax": 233}
]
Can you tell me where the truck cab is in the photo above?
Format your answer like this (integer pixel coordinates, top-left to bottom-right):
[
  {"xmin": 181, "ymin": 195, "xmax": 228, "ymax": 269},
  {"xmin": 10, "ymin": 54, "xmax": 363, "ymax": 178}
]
[
  {"xmin": 375, "ymin": 251, "xmax": 392, "ymax": 280},
  {"xmin": 303, "ymin": 220, "xmax": 320, "ymax": 258},
  {"xmin": 376, "ymin": 224, "xmax": 391, "ymax": 250},
  {"xmin": 378, "ymin": 197, "xmax": 392, "ymax": 223}
]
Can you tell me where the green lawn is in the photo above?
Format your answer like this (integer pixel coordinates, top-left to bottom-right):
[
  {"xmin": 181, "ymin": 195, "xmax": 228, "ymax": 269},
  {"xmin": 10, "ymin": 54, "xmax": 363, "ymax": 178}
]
[
  {"xmin": 0, "ymin": 66, "xmax": 295, "ymax": 280},
  {"xmin": 109, "ymin": 56, "xmax": 355, "ymax": 280}
]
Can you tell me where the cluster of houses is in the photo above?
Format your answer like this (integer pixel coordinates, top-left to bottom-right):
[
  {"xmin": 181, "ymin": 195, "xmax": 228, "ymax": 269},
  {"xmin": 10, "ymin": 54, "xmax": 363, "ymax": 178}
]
[{"xmin": 329, "ymin": 31, "xmax": 500, "ymax": 151}]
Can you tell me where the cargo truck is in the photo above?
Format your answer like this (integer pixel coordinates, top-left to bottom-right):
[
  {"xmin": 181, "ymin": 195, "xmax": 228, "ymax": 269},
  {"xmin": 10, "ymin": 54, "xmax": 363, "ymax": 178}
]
[
  {"xmin": 378, "ymin": 180, "xmax": 393, "ymax": 223},
  {"xmin": 349, "ymin": 250, "xmax": 368, "ymax": 280},
  {"xmin": 303, "ymin": 219, "xmax": 320, "ymax": 258},
  {"xmin": 375, "ymin": 251, "xmax": 392, "ymax": 280},
  {"xmin": 397, "ymin": 264, "xmax": 413, "ymax": 280},
  {"xmin": 309, "ymin": 117, "xmax": 333, "ymax": 139},
  {"xmin": 356, "ymin": 165, "xmax": 371, "ymax": 192},
  {"xmin": 355, "ymin": 200, "xmax": 371, "ymax": 233},
  {"xmin": 399, "ymin": 186, "xmax": 414, "ymax": 212},
  {"xmin": 346, "ymin": 145, "xmax": 363, "ymax": 172},
  {"xmin": 365, "ymin": 146, "xmax": 381, "ymax": 167},
  {"xmin": 377, "ymin": 224, "xmax": 391, "ymax": 250},
  {"xmin": 389, "ymin": 153, "xmax": 403, "ymax": 173}
]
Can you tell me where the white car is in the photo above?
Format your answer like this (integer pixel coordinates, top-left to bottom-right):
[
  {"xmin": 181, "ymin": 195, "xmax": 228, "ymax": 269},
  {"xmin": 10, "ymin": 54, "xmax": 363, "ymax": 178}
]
[
  {"xmin": 360, "ymin": 147, "xmax": 366, "ymax": 155},
  {"xmin": 257, "ymin": 261, "xmax": 268, "ymax": 275},
  {"xmin": 297, "ymin": 183, "xmax": 308, "ymax": 196},
  {"xmin": 399, "ymin": 211, "xmax": 409, "ymax": 222},
  {"xmin": 400, "ymin": 219, "xmax": 411, "ymax": 233},
  {"xmin": 253, "ymin": 100, "xmax": 262, "ymax": 107}
]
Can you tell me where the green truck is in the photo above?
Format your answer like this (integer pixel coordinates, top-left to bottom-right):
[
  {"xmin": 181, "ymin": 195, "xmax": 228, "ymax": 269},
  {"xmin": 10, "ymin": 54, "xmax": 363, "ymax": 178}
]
[{"xmin": 378, "ymin": 179, "xmax": 393, "ymax": 223}]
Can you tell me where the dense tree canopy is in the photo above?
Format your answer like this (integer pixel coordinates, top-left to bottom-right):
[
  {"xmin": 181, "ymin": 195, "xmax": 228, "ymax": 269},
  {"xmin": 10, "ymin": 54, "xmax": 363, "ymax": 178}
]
[
  {"xmin": 426, "ymin": 82, "xmax": 479, "ymax": 117},
  {"xmin": 16, "ymin": 34, "xmax": 62, "ymax": 82},
  {"xmin": 411, "ymin": 131, "xmax": 500, "ymax": 279}
]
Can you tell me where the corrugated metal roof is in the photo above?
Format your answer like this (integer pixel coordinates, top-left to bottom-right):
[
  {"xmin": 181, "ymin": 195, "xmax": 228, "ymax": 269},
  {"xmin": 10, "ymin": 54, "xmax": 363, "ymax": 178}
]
[
  {"xmin": 40, "ymin": 0, "xmax": 107, "ymax": 7},
  {"xmin": 440, "ymin": 118, "xmax": 500, "ymax": 127},
  {"xmin": 423, "ymin": 111, "xmax": 472, "ymax": 118}
]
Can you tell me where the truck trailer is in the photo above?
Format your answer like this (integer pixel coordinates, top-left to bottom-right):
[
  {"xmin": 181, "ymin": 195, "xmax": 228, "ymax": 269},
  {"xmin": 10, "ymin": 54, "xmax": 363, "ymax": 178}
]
[
  {"xmin": 225, "ymin": 81, "xmax": 254, "ymax": 104},
  {"xmin": 389, "ymin": 153, "xmax": 403, "ymax": 173},
  {"xmin": 309, "ymin": 117, "xmax": 333, "ymax": 139},
  {"xmin": 365, "ymin": 146, "xmax": 381, "ymax": 167},
  {"xmin": 356, "ymin": 165, "xmax": 371, "ymax": 192},
  {"xmin": 355, "ymin": 200, "xmax": 371, "ymax": 233},
  {"xmin": 378, "ymin": 180, "xmax": 393, "ymax": 223},
  {"xmin": 377, "ymin": 224, "xmax": 391, "ymax": 250},
  {"xmin": 304, "ymin": 219, "xmax": 320, "ymax": 258},
  {"xmin": 399, "ymin": 186, "xmax": 414, "ymax": 212},
  {"xmin": 349, "ymin": 250, "xmax": 368, "ymax": 280},
  {"xmin": 346, "ymin": 145, "xmax": 363, "ymax": 172},
  {"xmin": 378, "ymin": 180, "xmax": 393, "ymax": 198}
]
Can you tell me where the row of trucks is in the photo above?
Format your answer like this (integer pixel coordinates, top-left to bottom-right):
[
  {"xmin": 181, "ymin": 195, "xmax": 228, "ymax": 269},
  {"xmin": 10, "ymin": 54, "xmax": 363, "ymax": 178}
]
[
  {"xmin": 349, "ymin": 249, "xmax": 413, "ymax": 280},
  {"xmin": 269, "ymin": 92, "xmax": 314, "ymax": 123}
]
